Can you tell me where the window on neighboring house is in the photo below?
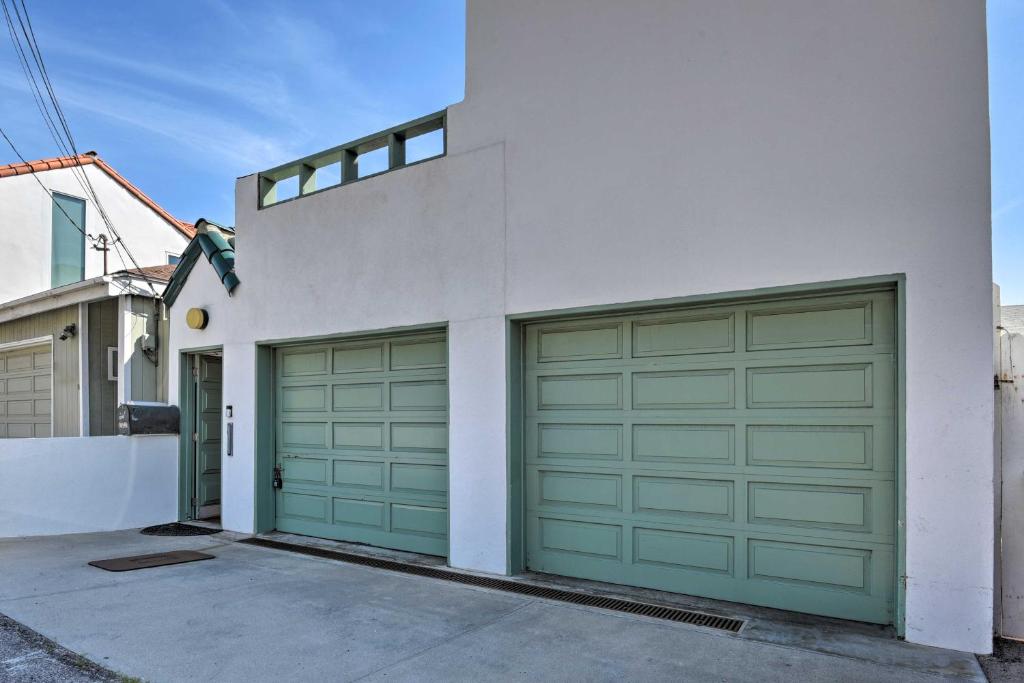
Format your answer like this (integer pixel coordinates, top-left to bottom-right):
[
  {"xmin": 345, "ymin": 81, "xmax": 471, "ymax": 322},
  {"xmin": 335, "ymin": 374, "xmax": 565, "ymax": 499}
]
[
  {"xmin": 107, "ymin": 346, "xmax": 118, "ymax": 381},
  {"xmin": 51, "ymin": 193, "xmax": 86, "ymax": 288},
  {"xmin": 167, "ymin": 254, "xmax": 181, "ymax": 265}
]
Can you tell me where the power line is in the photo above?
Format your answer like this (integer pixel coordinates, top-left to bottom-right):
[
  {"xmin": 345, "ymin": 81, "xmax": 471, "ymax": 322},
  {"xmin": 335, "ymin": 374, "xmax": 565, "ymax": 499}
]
[
  {"xmin": 1, "ymin": 0, "xmax": 162, "ymax": 296},
  {"xmin": 0, "ymin": 126, "xmax": 95, "ymax": 242}
]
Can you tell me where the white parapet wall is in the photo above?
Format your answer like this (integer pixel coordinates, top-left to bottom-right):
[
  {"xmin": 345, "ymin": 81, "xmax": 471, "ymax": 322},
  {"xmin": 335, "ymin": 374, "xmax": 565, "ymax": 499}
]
[{"xmin": 0, "ymin": 435, "xmax": 177, "ymax": 537}]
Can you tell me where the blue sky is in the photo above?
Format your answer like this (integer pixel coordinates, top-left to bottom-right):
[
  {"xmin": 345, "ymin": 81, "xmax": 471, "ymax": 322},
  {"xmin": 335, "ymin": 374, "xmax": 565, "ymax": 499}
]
[
  {"xmin": 0, "ymin": 0, "xmax": 465, "ymax": 224},
  {"xmin": 990, "ymin": 0, "xmax": 1024, "ymax": 304},
  {"xmin": 1, "ymin": 1, "xmax": 1021, "ymax": 302}
]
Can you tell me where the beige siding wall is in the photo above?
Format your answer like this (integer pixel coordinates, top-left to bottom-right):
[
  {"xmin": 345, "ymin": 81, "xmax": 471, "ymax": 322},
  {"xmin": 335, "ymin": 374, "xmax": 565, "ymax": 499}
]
[{"xmin": 0, "ymin": 305, "xmax": 80, "ymax": 436}]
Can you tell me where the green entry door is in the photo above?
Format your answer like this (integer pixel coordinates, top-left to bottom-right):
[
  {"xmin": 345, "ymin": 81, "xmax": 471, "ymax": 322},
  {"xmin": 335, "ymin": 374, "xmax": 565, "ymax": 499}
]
[
  {"xmin": 523, "ymin": 290, "xmax": 896, "ymax": 624},
  {"xmin": 274, "ymin": 332, "xmax": 448, "ymax": 556},
  {"xmin": 194, "ymin": 356, "xmax": 222, "ymax": 516},
  {"xmin": 0, "ymin": 344, "xmax": 52, "ymax": 438}
]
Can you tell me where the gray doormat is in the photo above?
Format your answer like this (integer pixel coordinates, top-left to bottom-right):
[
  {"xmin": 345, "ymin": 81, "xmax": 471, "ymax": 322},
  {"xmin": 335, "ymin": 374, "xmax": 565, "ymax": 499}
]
[
  {"xmin": 88, "ymin": 550, "xmax": 214, "ymax": 572},
  {"xmin": 140, "ymin": 522, "xmax": 220, "ymax": 536}
]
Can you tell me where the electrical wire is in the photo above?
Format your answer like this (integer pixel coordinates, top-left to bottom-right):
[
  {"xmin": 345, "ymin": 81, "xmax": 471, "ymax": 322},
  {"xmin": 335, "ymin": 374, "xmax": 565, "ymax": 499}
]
[
  {"xmin": 2, "ymin": 0, "xmax": 163, "ymax": 296},
  {"xmin": 0, "ymin": 126, "xmax": 96, "ymax": 241}
]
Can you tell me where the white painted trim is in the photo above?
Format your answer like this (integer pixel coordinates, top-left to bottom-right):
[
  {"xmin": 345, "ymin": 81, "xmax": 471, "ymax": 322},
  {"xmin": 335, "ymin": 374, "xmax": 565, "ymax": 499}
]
[
  {"xmin": 78, "ymin": 303, "xmax": 89, "ymax": 437},
  {"xmin": 107, "ymin": 347, "xmax": 118, "ymax": 382},
  {"xmin": 116, "ymin": 295, "xmax": 128, "ymax": 405},
  {"xmin": 0, "ymin": 335, "xmax": 52, "ymax": 353}
]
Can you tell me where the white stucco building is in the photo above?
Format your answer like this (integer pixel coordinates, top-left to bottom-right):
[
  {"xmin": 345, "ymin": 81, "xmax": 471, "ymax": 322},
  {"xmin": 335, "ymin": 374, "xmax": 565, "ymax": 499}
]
[{"xmin": 165, "ymin": 1, "xmax": 993, "ymax": 654}]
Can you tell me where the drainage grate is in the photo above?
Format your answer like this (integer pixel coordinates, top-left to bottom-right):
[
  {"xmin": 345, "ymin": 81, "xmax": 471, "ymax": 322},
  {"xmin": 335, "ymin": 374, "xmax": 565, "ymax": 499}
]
[{"xmin": 239, "ymin": 537, "xmax": 745, "ymax": 633}]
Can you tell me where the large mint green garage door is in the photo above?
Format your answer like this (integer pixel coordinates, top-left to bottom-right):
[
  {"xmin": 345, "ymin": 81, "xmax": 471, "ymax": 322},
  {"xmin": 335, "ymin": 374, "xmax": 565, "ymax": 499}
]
[
  {"xmin": 524, "ymin": 290, "xmax": 896, "ymax": 624},
  {"xmin": 275, "ymin": 332, "xmax": 448, "ymax": 556}
]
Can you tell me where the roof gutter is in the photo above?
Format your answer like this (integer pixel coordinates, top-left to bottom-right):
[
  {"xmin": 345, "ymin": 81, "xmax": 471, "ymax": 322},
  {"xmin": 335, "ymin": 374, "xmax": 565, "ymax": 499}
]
[{"xmin": 0, "ymin": 274, "xmax": 164, "ymax": 325}]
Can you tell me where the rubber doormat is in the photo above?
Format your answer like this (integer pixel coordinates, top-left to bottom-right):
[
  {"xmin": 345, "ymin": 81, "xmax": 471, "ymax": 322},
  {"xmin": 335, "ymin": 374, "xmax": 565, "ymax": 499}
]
[
  {"xmin": 140, "ymin": 522, "xmax": 220, "ymax": 536},
  {"xmin": 88, "ymin": 550, "xmax": 214, "ymax": 572}
]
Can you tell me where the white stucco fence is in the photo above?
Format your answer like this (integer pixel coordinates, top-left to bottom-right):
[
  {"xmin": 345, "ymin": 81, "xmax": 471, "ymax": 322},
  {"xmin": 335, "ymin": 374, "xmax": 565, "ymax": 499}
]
[{"xmin": 0, "ymin": 435, "xmax": 177, "ymax": 537}]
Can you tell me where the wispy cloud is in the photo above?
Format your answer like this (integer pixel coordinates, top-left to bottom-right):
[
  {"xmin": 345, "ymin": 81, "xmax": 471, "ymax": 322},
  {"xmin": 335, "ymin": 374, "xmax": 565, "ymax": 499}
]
[{"xmin": 0, "ymin": 0, "xmax": 465, "ymax": 222}]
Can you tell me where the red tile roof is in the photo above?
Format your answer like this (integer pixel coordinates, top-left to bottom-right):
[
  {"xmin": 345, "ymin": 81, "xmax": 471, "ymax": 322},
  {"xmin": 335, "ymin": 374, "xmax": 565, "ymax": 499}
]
[
  {"xmin": 113, "ymin": 264, "xmax": 178, "ymax": 282},
  {"xmin": 0, "ymin": 151, "xmax": 196, "ymax": 239}
]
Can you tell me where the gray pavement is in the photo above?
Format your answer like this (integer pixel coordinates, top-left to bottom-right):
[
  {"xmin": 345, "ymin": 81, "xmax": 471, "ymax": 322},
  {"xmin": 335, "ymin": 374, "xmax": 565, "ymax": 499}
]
[
  {"xmin": 0, "ymin": 613, "xmax": 119, "ymax": 682},
  {"xmin": 0, "ymin": 530, "xmax": 989, "ymax": 682}
]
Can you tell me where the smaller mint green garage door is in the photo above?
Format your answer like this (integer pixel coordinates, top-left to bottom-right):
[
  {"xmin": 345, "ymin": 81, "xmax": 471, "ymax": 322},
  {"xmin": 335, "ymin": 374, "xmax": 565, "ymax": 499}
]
[
  {"xmin": 0, "ymin": 344, "xmax": 51, "ymax": 439},
  {"xmin": 275, "ymin": 332, "xmax": 448, "ymax": 556},
  {"xmin": 523, "ymin": 290, "xmax": 897, "ymax": 624}
]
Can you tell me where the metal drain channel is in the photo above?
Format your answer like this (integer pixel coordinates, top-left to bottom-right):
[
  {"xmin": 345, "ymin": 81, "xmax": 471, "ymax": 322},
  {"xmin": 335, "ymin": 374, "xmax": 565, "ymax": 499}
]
[{"xmin": 239, "ymin": 537, "xmax": 746, "ymax": 633}]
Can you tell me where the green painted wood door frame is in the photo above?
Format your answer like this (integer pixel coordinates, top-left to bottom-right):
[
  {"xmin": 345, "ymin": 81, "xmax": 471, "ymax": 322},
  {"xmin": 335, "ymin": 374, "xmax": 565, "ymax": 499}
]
[
  {"xmin": 177, "ymin": 347, "xmax": 223, "ymax": 522},
  {"xmin": 505, "ymin": 274, "xmax": 907, "ymax": 635}
]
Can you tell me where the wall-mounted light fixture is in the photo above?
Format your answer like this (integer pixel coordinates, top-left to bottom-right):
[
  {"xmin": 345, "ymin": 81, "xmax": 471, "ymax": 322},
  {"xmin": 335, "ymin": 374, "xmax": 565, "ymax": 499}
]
[
  {"xmin": 58, "ymin": 323, "xmax": 77, "ymax": 341},
  {"xmin": 186, "ymin": 308, "xmax": 209, "ymax": 330}
]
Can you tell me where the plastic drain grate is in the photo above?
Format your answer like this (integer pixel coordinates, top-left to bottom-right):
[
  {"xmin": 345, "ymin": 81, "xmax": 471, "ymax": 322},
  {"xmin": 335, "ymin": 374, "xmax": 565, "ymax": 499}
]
[{"xmin": 239, "ymin": 537, "xmax": 746, "ymax": 633}]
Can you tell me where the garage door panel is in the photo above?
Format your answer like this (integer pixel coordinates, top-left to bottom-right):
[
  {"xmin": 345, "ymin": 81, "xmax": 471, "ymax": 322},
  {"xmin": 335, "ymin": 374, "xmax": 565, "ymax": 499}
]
[
  {"xmin": 538, "ymin": 516, "xmax": 623, "ymax": 560},
  {"xmin": 747, "ymin": 363, "xmax": 872, "ymax": 408},
  {"xmin": 536, "ymin": 470, "xmax": 622, "ymax": 511},
  {"xmin": 332, "ymin": 459, "xmax": 385, "ymax": 490},
  {"xmin": 333, "ymin": 497, "xmax": 385, "ymax": 528},
  {"xmin": 279, "ymin": 421, "xmax": 329, "ymax": 450},
  {"xmin": 633, "ymin": 527, "xmax": 734, "ymax": 575},
  {"xmin": 333, "ymin": 343, "xmax": 385, "ymax": 373},
  {"xmin": 275, "ymin": 331, "xmax": 448, "ymax": 557},
  {"xmin": 536, "ymin": 373, "xmax": 623, "ymax": 410},
  {"xmin": 535, "ymin": 423, "xmax": 624, "ymax": 461},
  {"xmin": 390, "ymin": 462, "xmax": 448, "ymax": 496},
  {"xmin": 633, "ymin": 369, "xmax": 735, "ymax": 409},
  {"xmin": 279, "ymin": 455, "xmax": 329, "ymax": 485},
  {"xmin": 536, "ymin": 323, "xmax": 624, "ymax": 362},
  {"xmin": 280, "ymin": 348, "xmax": 329, "ymax": 376},
  {"xmin": 524, "ymin": 290, "xmax": 896, "ymax": 624},
  {"xmin": 332, "ymin": 382, "xmax": 385, "ymax": 411},
  {"xmin": 746, "ymin": 424, "xmax": 876, "ymax": 470},
  {"xmin": 390, "ymin": 422, "xmax": 448, "ymax": 453},
  {"xmin": 390, "ymin": 380, "xmax": 447, "ymax": 411},
  {"xmin": 633, "ymin": 476, "xmax": 734, "ymax": 521},
  {"xmin": 390, "ymin": 337, "xmax": 447, "ymax": 370},
  {"xmin": 632, "ymin": 313, "xmax": 735, "ymax": 357},
  {"xmin": 0, "ymin": 344, "xmax": 51, "ymax": 440},
  {"xmin": 333, "ymin": 422, "xmax": 385, "ymax": 450}
]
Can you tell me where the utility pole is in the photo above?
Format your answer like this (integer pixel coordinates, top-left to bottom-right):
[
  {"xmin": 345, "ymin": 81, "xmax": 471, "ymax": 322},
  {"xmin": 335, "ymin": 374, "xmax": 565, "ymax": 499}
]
[{"xmin": 93, "ymin": 234, "xmax": 110, "ymax": 275}]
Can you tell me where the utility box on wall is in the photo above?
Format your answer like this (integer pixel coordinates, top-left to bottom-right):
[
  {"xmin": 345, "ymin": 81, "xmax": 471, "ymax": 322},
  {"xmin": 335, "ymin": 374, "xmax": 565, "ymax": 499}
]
[{"xmin": 117, "ymin": 404, "xmax": 180, "ymax": 436}]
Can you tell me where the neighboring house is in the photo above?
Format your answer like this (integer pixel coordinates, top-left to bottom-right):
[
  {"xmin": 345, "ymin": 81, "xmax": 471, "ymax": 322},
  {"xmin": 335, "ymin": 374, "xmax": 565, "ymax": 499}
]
[
  {"xmin": 0, "ymin": 151, "xmax": 193, "ymax": 437},
  {"xmin": 165, "ymin": 0, "xmax": 991, "ymax": 655},
  {"xmin": 1002, "ymin": 305, "xmax": 1024, "ymax": 336},
  {"xmin": 0, "ymin": 265, "xmax": 174, "ymax": 438},
  {"xmin": 0, "ymin": 151, "xmax": 194, "ymax": 305}
]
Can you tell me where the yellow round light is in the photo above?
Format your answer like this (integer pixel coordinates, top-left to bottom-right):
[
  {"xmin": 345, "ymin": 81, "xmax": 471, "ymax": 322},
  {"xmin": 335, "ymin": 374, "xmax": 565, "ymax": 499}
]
[{"xmin": 186, "ymin": 308, "xmax": 209, "ymax": 330}]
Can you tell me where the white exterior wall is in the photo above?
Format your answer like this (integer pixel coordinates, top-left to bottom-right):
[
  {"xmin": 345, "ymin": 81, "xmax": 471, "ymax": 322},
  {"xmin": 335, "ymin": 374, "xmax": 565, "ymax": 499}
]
[
  {"xmin": 0, "ymin": 164, "xmax": 189, "ymax": 304},
  {"xmin": 997, "ymin": 329, "xmax": 1024, "ymax": 639},
  {"xmin": 166, "ymin": 0, "xmax": 992, "ymax": 652},
  {"xmin": 0, "ymin": 435, "xmax": 177, "ymax": 537}
]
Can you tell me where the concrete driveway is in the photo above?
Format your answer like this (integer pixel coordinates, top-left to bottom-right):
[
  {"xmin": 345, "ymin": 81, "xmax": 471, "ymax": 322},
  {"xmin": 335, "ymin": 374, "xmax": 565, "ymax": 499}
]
[{"xmin": 0, "ymin": 530, "xmax": 986, "ymax": 682}]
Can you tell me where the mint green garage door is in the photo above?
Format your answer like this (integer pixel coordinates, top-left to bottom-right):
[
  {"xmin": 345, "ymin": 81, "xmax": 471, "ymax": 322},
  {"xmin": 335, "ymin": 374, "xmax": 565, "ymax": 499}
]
[
  {"xmin": 524, "ymin": 290, "xmax": 896, "ymax": 624},
  {"xmin": 275, "ymin": 332, "xmax": 448, "ymax": 556}
]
